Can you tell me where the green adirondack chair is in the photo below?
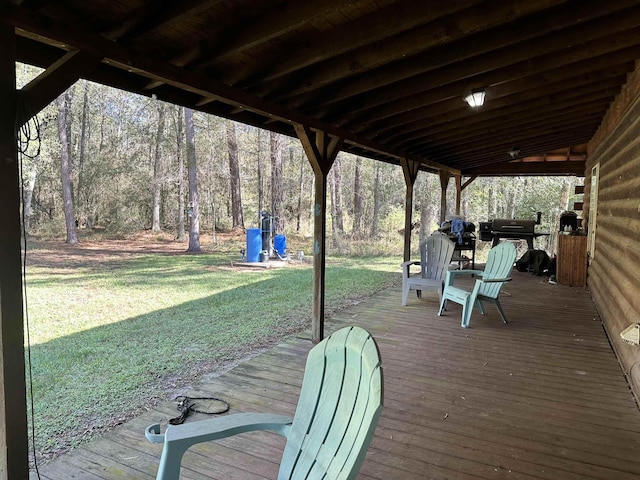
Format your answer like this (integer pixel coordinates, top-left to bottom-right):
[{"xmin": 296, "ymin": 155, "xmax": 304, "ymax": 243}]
[
  {"xmin": 145, "ymin": 326, "xmax": 383, "ymax": 479},
  {"xmin": 437, "ymin": 241, "xmax": 517, "ymax": 328}
]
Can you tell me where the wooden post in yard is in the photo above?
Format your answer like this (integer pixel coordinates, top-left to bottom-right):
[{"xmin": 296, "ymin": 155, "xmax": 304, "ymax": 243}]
[
  {"xmin": 401, "ymin": 159, "xmax": 420, "ymax": 262},
  {"xmin": 295, "ymin": 125, "xmax": 343, "ymax": 343},
  {"xmin": 0, "ymin": 23, "xmax": 30, "ymax": 479}
]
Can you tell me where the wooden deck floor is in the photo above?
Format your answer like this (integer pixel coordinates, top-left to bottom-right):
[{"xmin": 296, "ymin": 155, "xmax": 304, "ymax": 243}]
[{"xmin": 35, "ymin": 270, "xmax": 640, "ymax": 479}]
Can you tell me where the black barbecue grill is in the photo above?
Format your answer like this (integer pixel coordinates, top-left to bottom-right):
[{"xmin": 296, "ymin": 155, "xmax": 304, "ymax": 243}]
[{"xmin": 479, "ymin": 215, "xmax": 549, "ymax": 249}]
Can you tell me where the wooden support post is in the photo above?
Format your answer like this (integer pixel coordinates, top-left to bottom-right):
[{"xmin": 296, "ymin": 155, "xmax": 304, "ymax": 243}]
[
  {"xmin": 455, "ymin": 174, "xmax": 462, "ymax": 216},
  {"xmin": 401, "ymin": 159, "xmax": 420, "ymax": 262},
  {"xmin": 0, "ymin": 24, "xmax": 29, "ymax": 479},
  {"xmin": 438, "ymin": 170, "xmax": 451, "ymax": 225},
  {"xmin": 295, "ymin": 125, "xmax": 343, "ymax": 343}
]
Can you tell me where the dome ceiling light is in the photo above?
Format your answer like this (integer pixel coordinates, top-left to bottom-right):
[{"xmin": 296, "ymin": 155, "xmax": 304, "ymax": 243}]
[{"xmin": 463, "ymin": 88, "xmax": 486, "ymax": 108}]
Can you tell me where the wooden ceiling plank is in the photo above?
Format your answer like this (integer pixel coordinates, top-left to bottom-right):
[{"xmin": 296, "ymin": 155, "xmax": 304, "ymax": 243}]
[
  {"xmin": 380, "ymin": 71, "xmax": 626, "ymax": 146},
  {"xmin": 414, "ymin": 109, "xmax": 604, "ymax": 156},
  {"xmin": 145, "ymin": 0, "xmax": 351, "ymax": 92},
  {"xmin": 230, "ymin": 0, "xmax": 483, "ymax": 89},
  {"xmin": 261, "ymin": 0, "xmax": 567, "ymax": 102},
  {"xmin": 329, "ymin": 20, "xmax": 640, "ymax": 130},
  {"xmin": 344, "ymin": 40, "xmax": 640, "ymax": 134},
  {"xmin": 416, "ymin": 101, "xmax": 612, "ymax": 150},
  {"xmin": 293, "ymin": 0, "xmax": 637, "ymax": 114},
  {"xmin": 433, "ymin": 131, "xmax": 597, "ymax": 170},
  {"xmin": 467, "ymin": 161, "xmax": 586, "ymax": 176},
  {"xmin": 400, "ymin": 66, "xmax": 631, "ymax": 140},
  {"xmin": 416, "ymin": 110, "xmax": 605, "ymax": 159},
  {"xmin": 423, "ymin": 92, "xmax": 614, "ymax": 141},
  {"xmin": 105, "ymin": 0, "xmax": 226, "ymax": 43},
  {"xmin": 195, "ymin": 0, "xmax": 364, "ymax": 69},
  {"xmin": 388, "ymin": 82, "xmax": 620, "ymax": 148}
]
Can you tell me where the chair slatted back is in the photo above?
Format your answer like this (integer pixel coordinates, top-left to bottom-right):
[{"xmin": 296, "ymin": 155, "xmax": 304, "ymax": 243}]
[
  {"xmin": 420, "ymin": 233, "xmax": 455, "ymax": 280},
  {"xmin": 478, "ymin": 242, "xmax": 517, "ymax": 299},
  {"xmin": 278, "ymin": 326, "xmax": 383, "ymax": 480}
]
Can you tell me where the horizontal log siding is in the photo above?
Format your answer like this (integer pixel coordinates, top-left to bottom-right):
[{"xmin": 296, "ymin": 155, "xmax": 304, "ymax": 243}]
[{"xmin": 587, "ymin": 63, "xmax": 640, "ymax": 402}]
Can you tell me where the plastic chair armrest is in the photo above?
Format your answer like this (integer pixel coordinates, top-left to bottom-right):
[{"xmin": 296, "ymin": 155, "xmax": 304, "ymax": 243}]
[
  {"xmin": 401, "ymin": 260, "xmax": 421, "ymax": 268},
  {"xmin": 480, "ymin": 277, "xmax": 512, "ymax": 283},
  {"xmin": 145, "ymin": 413, "xmax": 293, "ymax": 445},
  {"xmin": 447, "ymin": 269, "xmax": 484, "ymax": 278}
]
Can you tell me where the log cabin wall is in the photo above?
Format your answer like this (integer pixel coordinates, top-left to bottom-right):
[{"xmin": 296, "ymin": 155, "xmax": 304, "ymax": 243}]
[{"xmin": 586, "ymin": 59, "xmax": 640, "ymax": 402}]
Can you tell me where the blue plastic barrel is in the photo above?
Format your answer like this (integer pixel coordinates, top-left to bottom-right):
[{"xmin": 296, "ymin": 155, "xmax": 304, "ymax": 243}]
[
  {"xmin": 274, "ymin": 234, "xmax": 286, "ymax": 256},
  {"xmin": 246, "ymin": 228, "xmax": 262, "ymax": 262}
]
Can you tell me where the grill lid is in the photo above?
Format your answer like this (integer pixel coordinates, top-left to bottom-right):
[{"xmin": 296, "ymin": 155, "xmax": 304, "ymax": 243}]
[{"xmin": 491, "ymin": 219, "xmax": 536, "ymax": 233}]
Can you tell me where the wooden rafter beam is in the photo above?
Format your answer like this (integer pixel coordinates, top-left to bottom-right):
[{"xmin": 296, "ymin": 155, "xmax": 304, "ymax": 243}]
[
  {"xmin": 297, "ymin": 0, "xmax": 640, "ymax": 116},
  {"xmin": 418, "ymin": 110, "xmax": 604, "ymax": 161},
  {"xmin": 18, "ymin": 49, "xmax": 101, "ymax": 125},
  {"xmin": 466, "ymin": 160, "xmax": 586, "ymax": 176},
  {"xmin": 1, "ymin": 2, "xmax": 457, "ymax": 175},
  {"xmin": 238, "ymin": 0, "xmax": 482, "ymax": 90},
  {"xmin": 397, "ymin": 82, "xmax": 620, "ymax": 146},
  {"xmin": 262, "ymin": 0, "xmax": 566, "ymax": 101},
  {"xmin": 143, "ymin": 0, "xmax": 345, "ymax": 90},
  {"xmin": 406, "ymin": 102, "xmax": 610, "ymax": 156},
  {"xmin": 461, "ymin": 175, "xmax": 477, "ymax": 190},
  {"xmin": 345, "ymin": 43, "xmax": 640, "ymax": 134},
  {"xmin": 195, "ymin": 0, "xmax": 355, "ymax": 70},
  {"xmin": 105, "ymin": 0, "xmax": 226, "ymax": 42}
]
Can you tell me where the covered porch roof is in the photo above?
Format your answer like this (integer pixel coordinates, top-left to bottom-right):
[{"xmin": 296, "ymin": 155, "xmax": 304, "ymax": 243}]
[
  {"xmin": 7, "ymin": 1, "xmax": 640, "ymax": 176},
  {"xmin": 35, "ymin": 271, "xmax": 640, "ymax": 479},
  {"xmin": 4, "ymin": 2, "xmax": 640, "ymax": 477}
]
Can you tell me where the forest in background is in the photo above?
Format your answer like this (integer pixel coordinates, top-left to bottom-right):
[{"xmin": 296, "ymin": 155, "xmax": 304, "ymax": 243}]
[{"xmin": 16, "ymin": 64, "xmax": 582, "ymax": 258}]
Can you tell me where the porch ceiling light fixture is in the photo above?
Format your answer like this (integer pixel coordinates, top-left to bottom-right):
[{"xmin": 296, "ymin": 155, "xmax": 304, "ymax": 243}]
[
  {"xmin": 463, "ymin": 88, "xmax": 486, "ymax": 108},
  {"xmin": 508, "ymin": 148, "xmax": 520, "ymax": 159}
]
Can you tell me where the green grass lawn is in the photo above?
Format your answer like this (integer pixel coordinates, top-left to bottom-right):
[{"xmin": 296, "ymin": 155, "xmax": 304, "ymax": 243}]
[{"xmin": 24, "ymin": 243, "xmax": 400, "ymax": 459}]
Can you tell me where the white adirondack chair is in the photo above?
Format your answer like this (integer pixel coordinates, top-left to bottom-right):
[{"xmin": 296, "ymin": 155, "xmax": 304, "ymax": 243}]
[
  {"xmin": 438, "ymin": 241, "xmax": 517, "ymax": 328},
  {"xmin": 145, "ymin": 326, "xmax": 383, "ymax": 479},
  {"xmin": 402, "ymin": 233, "xmax": 456, "ymax": 306}
]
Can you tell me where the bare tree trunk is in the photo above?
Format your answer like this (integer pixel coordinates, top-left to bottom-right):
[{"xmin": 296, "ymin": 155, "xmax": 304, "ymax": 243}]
[
  {"xmin": 185, "ymin": 108, "xmax": 200, "ymax": 252},
  {"xmin": 256, "ymin": 128, "xmax": 264, "ymax": 218},
  {"xmin": 329, "ymin": 164, "xmax": 338, "ymax": 247},
  {"xmin": 151, "ymin": 102, "xmax": 166, "ymax": 232},
  {"xmin": 371, "ymin": 163, "xmax": 381, "ymax": 238},
  {"xmin": 507, "ymin": 179, "xmax": 518, "ymax": 219},
  {"xmin": 226, "ymin": 120, "xmax": 244, "ymax": 229},
  {"xmin": 352, "ymin": 156, "xmax": 363, "ymax": 238},
  {"xmin": 488, "ymin": 186, "xmax": 496, "ymax": 219},
  {"xmin": 175, "ymin": 107, "xmax": 186, "ymax": 242},
  {"xmin": 463, "ymin": 193, "xmax": 469, "ymax": 221},
  {"xmin": 419, "ymin": 202, "xmax": 432, "ymax": 240},
  {"xmin": 332, "ymin": 156, "xmax": 344, "ymax": 234},
  {"xmin": 56, "ymin": 91, "xmax": 78, "ymax": 244},
  {"xmin": 22, "ymin": 161, "xmax": 38, "ymax": 233},
  {"xmin": 270, "ymin": 131, "xmax": 285, "ymax": 233},
  {"xmin": 77, "ymin": 81, "xmax": 89, "ymax": 228}
]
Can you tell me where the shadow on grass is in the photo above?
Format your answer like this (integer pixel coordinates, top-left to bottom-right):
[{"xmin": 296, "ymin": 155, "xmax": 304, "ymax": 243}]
[{"xmin": 26, "ymin": 261, "xmax": 399, "ymax": 458}]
